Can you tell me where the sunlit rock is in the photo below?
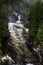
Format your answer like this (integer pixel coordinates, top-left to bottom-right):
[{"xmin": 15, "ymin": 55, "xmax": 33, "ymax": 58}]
[{"xmin": 1, "ymin": 54, "xmax": 15, "ymax": 63}]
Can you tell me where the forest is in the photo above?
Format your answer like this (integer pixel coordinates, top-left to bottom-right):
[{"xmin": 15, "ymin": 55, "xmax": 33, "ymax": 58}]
[{"xmin": 0, "ymin": 0, "xmax": 43, "ymax": 65}]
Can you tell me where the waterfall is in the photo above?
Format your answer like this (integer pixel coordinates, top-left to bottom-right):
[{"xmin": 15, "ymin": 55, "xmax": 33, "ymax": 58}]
[
  {"xmin": 1, "ymin": 12, "xmax": 34, "ymax": 65},
  {"xmin": 1, "ymin": 12, "xmax": 42, "ymax": 65},
  {"xmin": 8, "ymin": 12, "xmax": 29, "ymax": 46}
]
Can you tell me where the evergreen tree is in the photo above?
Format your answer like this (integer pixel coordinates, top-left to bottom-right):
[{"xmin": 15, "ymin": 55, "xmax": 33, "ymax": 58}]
[{"xmin": 29, "ymin": 1, "xmax": 43, "ymax": 46}]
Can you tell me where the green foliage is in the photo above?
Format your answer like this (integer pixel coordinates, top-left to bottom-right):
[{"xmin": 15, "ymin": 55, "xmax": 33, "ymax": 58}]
[
  {"xmin": 0, "ymin": 0, "xmax": 8, "ymax": 61},
  {"xmin": 37, "ymin": 22, "xmax": 43, "ymax": 45},
  {"xmin": 29, "ymin": 1, "xmax": 43, "ymax": 45},
  {"xmin": 29, "ymin": 1, "xmax": 41, "ymax": 35},
  {"xmin": 0, "ymin": 19, "xmax": 7, "ymax": 39},
  {"xmin": 0, "ymin": 16, "xmax": 7, "ymax": 61}
]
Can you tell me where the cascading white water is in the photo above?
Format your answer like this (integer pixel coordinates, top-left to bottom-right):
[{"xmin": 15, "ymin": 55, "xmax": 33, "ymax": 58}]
[{"xmin": 8, "ymin": 12, "xmax": 29, "ymax": 46}]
